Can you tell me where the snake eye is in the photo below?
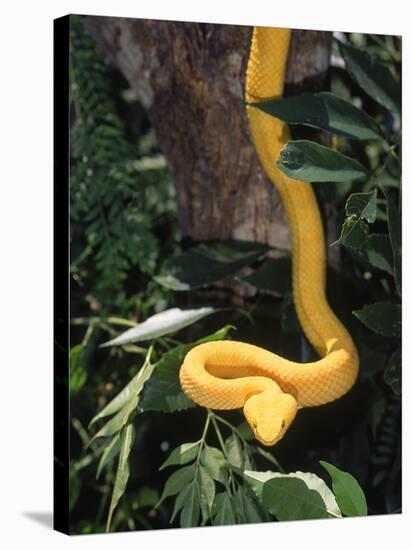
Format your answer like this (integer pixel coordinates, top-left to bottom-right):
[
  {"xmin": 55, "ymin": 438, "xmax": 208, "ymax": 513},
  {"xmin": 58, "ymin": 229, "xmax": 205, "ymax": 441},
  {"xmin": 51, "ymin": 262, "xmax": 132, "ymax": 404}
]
[{"xmin": 281, "ymin": 420, "xmax": 286, "ymax": 429}]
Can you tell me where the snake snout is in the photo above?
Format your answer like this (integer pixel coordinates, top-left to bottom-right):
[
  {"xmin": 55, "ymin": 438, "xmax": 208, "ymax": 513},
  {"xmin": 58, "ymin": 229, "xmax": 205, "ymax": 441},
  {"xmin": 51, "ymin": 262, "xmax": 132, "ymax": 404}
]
[{"xmin": 244, "ymin": 392, "xmax": 298, "ymax": 447}]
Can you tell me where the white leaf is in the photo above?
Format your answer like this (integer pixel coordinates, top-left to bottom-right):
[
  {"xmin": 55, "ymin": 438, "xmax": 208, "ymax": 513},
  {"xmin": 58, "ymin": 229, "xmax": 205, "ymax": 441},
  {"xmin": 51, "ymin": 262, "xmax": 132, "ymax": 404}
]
[{"xmin": 100, "ymin": 307, "xmax": 215, "ymax": 347}]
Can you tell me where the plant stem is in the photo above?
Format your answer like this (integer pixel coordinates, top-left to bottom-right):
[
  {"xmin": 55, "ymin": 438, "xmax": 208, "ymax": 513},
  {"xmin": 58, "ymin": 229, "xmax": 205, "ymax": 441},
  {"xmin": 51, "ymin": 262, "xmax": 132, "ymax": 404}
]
[
  {"xmin": 210, "ymin": 414, "xmax": 238, "ymax": 495},
  {"xmin": 195, "ymin": 410, "xmax": 212, "ymax": 468},
  {"xmin": 187, "ymin": 409, "xmax": 213, "ymax": 492},
  {"xmin": 156, "ymin": 338, "xmax": 173, "ymax": 351},
  {"xmin": 211, "ymin": 412, "xmax": 250, "ymax": 447},
  {"xmin": 210, "ymin": 414, "xmax": 228, "ymax": 458},
  {"xmin": 83, "ymin": 322, "xmax": 95, "ymax": 346},
  {"xmin": 211, "ymin": 410, "xmax": 285, "ymax": 474},
  {"xmin": 253, "ymin": 446, "xmax": 285, "ymax": 474}
]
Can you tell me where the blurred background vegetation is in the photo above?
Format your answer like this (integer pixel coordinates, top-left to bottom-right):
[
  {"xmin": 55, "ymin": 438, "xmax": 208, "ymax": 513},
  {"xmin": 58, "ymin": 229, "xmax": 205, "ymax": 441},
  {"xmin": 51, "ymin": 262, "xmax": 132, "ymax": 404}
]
[{"xmin": 69, "ymin": 15, "xmax": 401, "ymax": 534}]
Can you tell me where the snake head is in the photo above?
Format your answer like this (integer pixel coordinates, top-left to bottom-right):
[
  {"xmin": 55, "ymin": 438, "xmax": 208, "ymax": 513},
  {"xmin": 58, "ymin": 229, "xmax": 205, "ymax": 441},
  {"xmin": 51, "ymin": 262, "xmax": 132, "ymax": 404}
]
[{"xmin": 244, "ymin": 392, "xmax": 298, "ymax": 446}]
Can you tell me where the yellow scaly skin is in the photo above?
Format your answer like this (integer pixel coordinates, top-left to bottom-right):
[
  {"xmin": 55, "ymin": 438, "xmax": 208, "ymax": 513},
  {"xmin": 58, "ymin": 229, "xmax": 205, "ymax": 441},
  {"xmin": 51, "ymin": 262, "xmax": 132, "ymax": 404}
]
[{"xmin": 179, "ymin": 27, "xmax": 359, "ymax": 446}]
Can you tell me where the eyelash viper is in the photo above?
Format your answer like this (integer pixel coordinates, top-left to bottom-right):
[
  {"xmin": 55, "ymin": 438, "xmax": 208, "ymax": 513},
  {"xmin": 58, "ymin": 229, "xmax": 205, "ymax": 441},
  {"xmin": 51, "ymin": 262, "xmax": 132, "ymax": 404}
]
[{"xmin": 179, "ymin": 26, "xmax": 359, "ymax": 446}]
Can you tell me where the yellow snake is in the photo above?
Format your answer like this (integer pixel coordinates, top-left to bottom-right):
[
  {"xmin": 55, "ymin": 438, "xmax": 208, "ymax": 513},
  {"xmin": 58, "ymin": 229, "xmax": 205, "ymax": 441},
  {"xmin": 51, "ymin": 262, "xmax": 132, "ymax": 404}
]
[{"xmin": 179, "ymin": 27, "xmax": 359, "ymax": 446}]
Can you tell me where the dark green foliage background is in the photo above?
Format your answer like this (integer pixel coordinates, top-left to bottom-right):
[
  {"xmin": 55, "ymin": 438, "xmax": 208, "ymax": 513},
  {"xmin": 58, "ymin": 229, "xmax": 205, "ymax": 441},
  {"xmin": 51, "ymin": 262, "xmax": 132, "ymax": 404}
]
[{"xmin": 69, "ymin": 17, "xmax": 401, "ymax": 534}]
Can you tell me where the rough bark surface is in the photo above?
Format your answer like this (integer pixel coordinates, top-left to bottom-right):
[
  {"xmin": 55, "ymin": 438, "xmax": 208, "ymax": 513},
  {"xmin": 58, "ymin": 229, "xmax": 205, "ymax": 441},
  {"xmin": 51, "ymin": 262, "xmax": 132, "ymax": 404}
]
[{"xmin": 84, "ymin": 17, "xmax": 332, "ymax": 254}]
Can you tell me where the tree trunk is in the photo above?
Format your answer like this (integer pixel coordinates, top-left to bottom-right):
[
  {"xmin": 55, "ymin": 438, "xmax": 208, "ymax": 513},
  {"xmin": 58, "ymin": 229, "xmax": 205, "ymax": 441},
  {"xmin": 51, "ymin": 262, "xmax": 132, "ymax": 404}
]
[{"xmin": 83, "ymin": 17, "xmax": 332, "ymax": 255}]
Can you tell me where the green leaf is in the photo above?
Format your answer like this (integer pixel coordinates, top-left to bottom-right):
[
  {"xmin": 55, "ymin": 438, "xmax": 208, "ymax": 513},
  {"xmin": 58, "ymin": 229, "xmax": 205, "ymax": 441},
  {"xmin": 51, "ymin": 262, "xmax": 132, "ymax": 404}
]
[
  {"xmin": 320, "ymin": 461, "xmax": 367, "ymax": 517},
  {"xmin": 226, "ymin": 434, "xmax": 252, "ymax": 471},
  {"xmin": 89, "ymin": 351, "xmax": 154, "ymax": 440},
  {"xmin": 277, "ymin": 140, "xmax": 368, "ymax": 182},
  {"xmin": 170, "ymin": 484, "xmax": 192, "ymax": 523},
  {"xmin": 70, "ymin": 344, "xmax": 87, "ymax": 394},
  {"xmin": 244, "ymin": 470, "xmax": 279, "ymax": 500},
  {"xmin": 262, "ymin": 476, "xmax": 331, "ymax": 520},
  {"xmin": 157, "ymin": 464, "xmax": 195, "ymax": 508},
  {"xmin": 357, "ymin": 234, "xmax": 393, "ymax": 274},
  {"xmin": 180, "ymin": 482, "xmax": 201, "ymax": 527},
  {"xmin": 241, "ymin": 257, "xmax": 291, "ymax": 295},
  {"xmin": 155, "ymin": 240, "xmax": 270, "ymax": 291},
  {"xmin": 383, "ymin": 348, "xmax": 401, "ymax": 395},
  {"xmin": 139, "ymin": 325, "xmax": 234, "ymax": 413},
  {"xmin": 249, "ymin": 92, "xmax": 382, "ymax": 140},
  {"xmin": 353, "ymin": 302, "xmax": 401, "ymax": 337},
  {"xmin": 366, "ymin": 392, "xmax": 387, "ymax": 439},
  {"xmin": 92, "ymin": 396, "xmax": 138, "ymax": 440},
  {"xmin": 139, "ymin": 346, "xmax": 194, "ymax": 413},
  {"xmin": 334, "ymin": 190, "xmax": 377, "ymax": 248},
  {"xmin": 89, "ymin": 351, "xmax": 154, "ymax": 426},
  {"xmin": 100, "ymin": 307, "xmax": 216, "ymax": 347},
  {"xmin": 233, "ymin": 486, "xmax": 269, "ymax": 523},
  {"xmin": 236, "ymin": 421, "xmax": 255, "ymax": 441},
  {"xmin": 245, "ymin": 470, "xmax": 341, "ymax": 517},
  {"xmin": 212, "ymin": 492, "xmax": 235, "ymax": 525},
  {"xmin": 346, "ymin": 190, "xmax": 378, "ymax": 223},
  {"xmin": 386, "ymin": 191, "xmax": 401, "ymax": 295},
  {"xmin": 200, "ymin": 445, "xmax": 228, "ymax": 485},
  {"xmin": 167, "ymin": 462, "xmax": 214, "ymax": 527},
  {"xmin": 106, "ymin": 423, "xmax": 135, "ymax": 532},
  {"xmin": 96, "ymin": 433, "xmax": 122, "ymax": 480},
  {"xmin": 231, "ymin": 488, "xmax": 248, "ymax": 523},
  {"xmin": 198, "ymin": 465, "xmax": 216, "ymax": 521},
  {"xmin": 295, "ymin": 472, "xmax": 341, "ymax": 517},
  {"xmin": 160, "ymin": 441, "xmax": 200, "ymax": 470},
  {"xmin": 338, "ymin": 40, "xmax": 401, "ymax": 114},
  {"xmin": 335, "ymin": 216, "xmax": 369, "ymax": 249},
  {"xmin": 244, "ymin": 491, "xmax": 270, "ymax": 523}
]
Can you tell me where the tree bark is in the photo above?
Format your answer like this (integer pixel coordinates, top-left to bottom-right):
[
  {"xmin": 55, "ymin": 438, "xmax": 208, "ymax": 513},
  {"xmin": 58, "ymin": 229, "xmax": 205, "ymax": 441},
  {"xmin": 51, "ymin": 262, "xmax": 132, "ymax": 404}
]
[{"xmin": 83, "ymin": 17, "xmax": 332, "ymax": 254}]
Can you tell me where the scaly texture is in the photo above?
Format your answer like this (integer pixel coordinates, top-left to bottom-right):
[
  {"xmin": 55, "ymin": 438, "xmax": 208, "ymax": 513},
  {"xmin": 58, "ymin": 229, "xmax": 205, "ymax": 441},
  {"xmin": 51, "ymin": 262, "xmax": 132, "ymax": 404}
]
[{"xmin": 179, "ymin": 27, "xmax": 359, "ymax": 446}]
